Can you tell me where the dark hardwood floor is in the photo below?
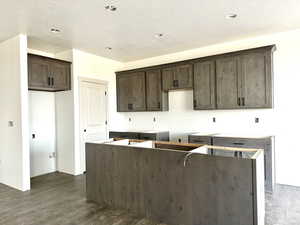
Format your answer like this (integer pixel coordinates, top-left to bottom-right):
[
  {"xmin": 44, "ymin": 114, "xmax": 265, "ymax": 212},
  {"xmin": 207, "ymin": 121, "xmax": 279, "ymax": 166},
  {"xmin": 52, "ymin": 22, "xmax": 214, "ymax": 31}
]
[{"xmin": 0, "ymin": 172, "xmax": 299, "ymax": 225}]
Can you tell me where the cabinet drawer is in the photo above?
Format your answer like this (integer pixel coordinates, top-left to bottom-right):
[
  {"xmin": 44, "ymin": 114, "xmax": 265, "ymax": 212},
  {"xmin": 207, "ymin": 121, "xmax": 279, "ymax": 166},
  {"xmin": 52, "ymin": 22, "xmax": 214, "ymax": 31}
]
[
  {"xmin": 140, "ymin": 133, "xmax": 157, "ymax": 141},
  {"xmin": 109, "ymin": 132, "xmax": 140, "ymax": 139},
  {"xmin": 212, "ymin": 137, "xmax": 265, "ymax": 149},
  {"xmin": 188, "ymin": 136, "xmax": 212, "ymax": 145}
]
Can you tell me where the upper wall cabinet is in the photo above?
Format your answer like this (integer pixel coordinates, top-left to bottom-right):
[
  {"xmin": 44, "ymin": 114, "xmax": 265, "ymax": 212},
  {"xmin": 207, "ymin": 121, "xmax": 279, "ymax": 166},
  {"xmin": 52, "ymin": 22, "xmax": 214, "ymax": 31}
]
[
  {"xmin": 116, "ymin": 45, "xmax": 275, "ymax": 112},
  {"xmin": 146, "ymin": 69, "xmax": 168, "ymax": 111},
  {"xmin": 116, "ymin": 70, "xmax": 168, "ymax": 112},
  {"xmin": 240, "ymin": 50, "xmax": 273, "ymax": 108},
  {"xmin": 216, "ymin": 56, "xmax": 241, "ymax": 109},
  {"xmin": 162, "ymin": 64, "xmax": 193, "ymax": 91},
  {"xmin": 215, "ymin": 47, "xmax": 274, "ymax": 109},
  {"xmin": 193, "ymin": 60, "xmax": 216, "ymax": 110},
  {"xmin": 28, "ymin": 54, "xmax": 71, "ymax": 92},
  {"xmin": 116, "ymin": 72, "xmax": 146, "ymax": 112}
]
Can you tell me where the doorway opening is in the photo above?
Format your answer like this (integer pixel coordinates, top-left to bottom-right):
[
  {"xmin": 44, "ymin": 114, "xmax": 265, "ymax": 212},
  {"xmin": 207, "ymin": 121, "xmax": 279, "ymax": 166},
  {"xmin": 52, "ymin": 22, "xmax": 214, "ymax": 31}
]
[{"xmin": 79, "ymin": 78, "xmax": 108, "ymax": 174}]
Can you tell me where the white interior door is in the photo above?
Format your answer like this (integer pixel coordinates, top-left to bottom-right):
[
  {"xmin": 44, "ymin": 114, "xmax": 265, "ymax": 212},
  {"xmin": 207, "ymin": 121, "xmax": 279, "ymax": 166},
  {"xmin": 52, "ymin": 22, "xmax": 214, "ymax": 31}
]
[
  {"xmin": 79, "ymin": 80, "xmax": 108, "ymax": 173},
  {"xmin": 29, "ymin": 91, "xmax": 56, "ymax": 177}
]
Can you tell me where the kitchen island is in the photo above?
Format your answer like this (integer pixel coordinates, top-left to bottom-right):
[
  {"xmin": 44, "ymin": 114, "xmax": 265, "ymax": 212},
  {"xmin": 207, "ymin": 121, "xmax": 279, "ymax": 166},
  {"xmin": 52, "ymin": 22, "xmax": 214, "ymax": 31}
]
[{"xmin": 86, "ymin": 139, "xmax": 265, "ymax": 225}]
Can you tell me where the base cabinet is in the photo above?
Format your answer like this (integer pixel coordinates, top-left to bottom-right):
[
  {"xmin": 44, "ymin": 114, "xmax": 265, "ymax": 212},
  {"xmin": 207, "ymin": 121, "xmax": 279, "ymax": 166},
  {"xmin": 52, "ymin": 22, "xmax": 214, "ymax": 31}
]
[
  {"xmin": 188, "ymin": 134, "xmax": 275, "ymax": 193},
  {"xmin": 109, "ymin": 131, "xmax": 170, "ymax": 141}
]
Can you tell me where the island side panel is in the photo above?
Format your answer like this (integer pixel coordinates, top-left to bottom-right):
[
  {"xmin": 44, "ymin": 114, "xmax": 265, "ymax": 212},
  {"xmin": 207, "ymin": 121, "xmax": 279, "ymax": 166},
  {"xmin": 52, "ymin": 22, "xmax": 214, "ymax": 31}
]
[
  {"xmin": 185, "ymin": 154, "xmax": 254, "ymax": 225},
  {"xmin": 86, "ymin": 143, "xmax": 97, "ymax": 202}
]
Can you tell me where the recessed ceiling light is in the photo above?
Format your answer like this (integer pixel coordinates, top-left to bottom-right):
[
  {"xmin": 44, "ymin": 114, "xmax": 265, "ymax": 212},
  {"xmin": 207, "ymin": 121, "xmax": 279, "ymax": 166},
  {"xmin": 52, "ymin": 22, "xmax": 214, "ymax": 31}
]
[
  {"xmin": 50, "ymin": 28, "xmax": 61, "ymax": 33},
  {"xmin": 105, "ymin": 5, "xmax": 117, "ymax": 11},
  {"xmin": 226, "ymin": 13, "xmax": 237, "ymax": 19},
  {"xmin": 105, "ymin": 47, "xmax": 112, "ymax": 50},
  {"xmin": 155, "ymin": 33, "xmax": 164, "ymax": 38}
]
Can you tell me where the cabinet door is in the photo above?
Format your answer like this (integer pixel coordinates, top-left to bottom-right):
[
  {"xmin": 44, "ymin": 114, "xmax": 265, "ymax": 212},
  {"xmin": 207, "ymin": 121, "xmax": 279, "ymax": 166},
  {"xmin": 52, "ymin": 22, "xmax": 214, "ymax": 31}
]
[
  {"xmin": 131, "ymin": 72, "xmax": 146, "ymax": 111},
  {"xmin": 162, "ymin": 67, "xmax": 175, "ymax": 91},
  {"xmin": 175, "ymin": 64, "xmax": 193, "ymax": 89},
  {"xmin": 216, "ymin": 56, "xmax": 242, "ymax": 109},
  {"xmin": 50, "ymin": 61, "xmax": 71, "ymax": 91},
  {"xmin": 240, "ymin": 51, "xmax": 272, "ymax": 108},
  {"xmin": 117, "ymin": 75, "xmax": 132, "ymax": 112},
  {"xmin": 117, "ymin": 72, "xmax": 146, "ymax": 112},
  {"xmin": 28, "ymin": 55, "xmax": 51, "ymax": 90},
  {"xmin": 193, "ymin": 61, "xmax": 216, "ymax": 109},
  {"xmin": 146, "ymin": 69, "xmax": 163, "ymax": 111}
]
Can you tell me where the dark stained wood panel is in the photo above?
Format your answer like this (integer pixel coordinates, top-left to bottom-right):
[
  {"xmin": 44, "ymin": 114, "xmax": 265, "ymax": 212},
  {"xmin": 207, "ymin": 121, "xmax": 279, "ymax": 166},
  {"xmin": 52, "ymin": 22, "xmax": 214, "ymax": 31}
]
[
  {"xmin": 28, "ymin": 55, "xmax": 51, "ymax": 90},
  {"xmin": 28, "ymin": 54, "xmax": 71, "ymax": 92},
  {"xmin": 216, "ymin": 56, "xmax": 241, "ymax": 109},
  {"xmin": 116, "ymin": 72, "xmax": 146, "ymax": 112},
  {"xmin": 86, "ymin": 143, "xmax": 263, "ymax": 225},
  {"xmin": 240, "ymin": 51, "xmax": 272, "ymax": 108},
  {"xmin": 193, "ymin": 60, "xmax": 216, "ymax": 109},
  {"xmin": 146, "ymin": 69, "xmax": 168, "ymax": 111}
]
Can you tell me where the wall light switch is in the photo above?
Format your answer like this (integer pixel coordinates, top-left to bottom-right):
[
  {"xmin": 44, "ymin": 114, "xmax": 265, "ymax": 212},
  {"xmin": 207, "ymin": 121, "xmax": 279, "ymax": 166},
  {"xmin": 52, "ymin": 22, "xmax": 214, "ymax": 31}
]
[{"xmin": 8, "ymin": 121, "xmax": 14, "ymax": 127}]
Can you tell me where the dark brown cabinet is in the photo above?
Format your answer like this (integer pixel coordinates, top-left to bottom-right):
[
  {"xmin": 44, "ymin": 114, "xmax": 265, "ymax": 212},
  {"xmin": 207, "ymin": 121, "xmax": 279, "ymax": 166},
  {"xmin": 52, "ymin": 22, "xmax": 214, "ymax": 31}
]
[
  {"xmin": 162, "ymin": 64, "xmax": 193, "ymax": 91},
  {"xmin": 146, "ymin": 69, "xmax": 168, "ymax": 111},
  {"xmin": 116, "ymin": 45, "xmax": 275, "ymax": 112},
  {"xmin": 216, "ymin": 56, "xmax": 241, "ymax": 109},
  {"xmin": 240, "ymin": 51, "xmax": 273, "ymax": 108},
  {"xmin": 109, "ymin": 131, "xmax": 169, "ymax": 141},
  {"xmin": 28, "ymin": 54, "xmax": 71, "ymax": 92},
  {"xmin": 188, "ymin": 134, "xmax": 275, "ymax": 193},
  {"xmin": 215, "ymin": 48, "xmax": 274, "ymax": 109},
  {"xmin": 193, "ymin": 60, "xmax": 216, "ymax": 109},
  {"xmin": 116, "ymin": 72, "xmax": 146, "ymax": 112}
]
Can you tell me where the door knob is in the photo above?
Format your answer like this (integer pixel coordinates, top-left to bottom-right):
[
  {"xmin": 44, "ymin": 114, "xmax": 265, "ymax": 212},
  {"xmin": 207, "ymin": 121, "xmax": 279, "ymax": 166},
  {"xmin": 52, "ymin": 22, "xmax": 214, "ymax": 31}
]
[{"xmin": 84, "ymin": 129, "xmax": 87, "ymax": 132}]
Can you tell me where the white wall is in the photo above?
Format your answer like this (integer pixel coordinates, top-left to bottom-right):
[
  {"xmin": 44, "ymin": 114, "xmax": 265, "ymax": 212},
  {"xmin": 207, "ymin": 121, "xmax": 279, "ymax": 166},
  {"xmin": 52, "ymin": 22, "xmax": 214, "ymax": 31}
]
[
  {"xmin": 0, "ymin": 34, "xmax": 30, "ymax": 191},
  {"xmin": 117, "ymin": 28, "xmax": 300, "ymax": 187},
  {"xmin": 54, "ymin": 50, "xmax": 75, "ymax": 175},
  {"xmin": 29, "ymin": 91, "xmax": 56, "ymax": 177},
  {"xmin": 71, "ymin": 49, "xmax": 124, "ymax": 175}
]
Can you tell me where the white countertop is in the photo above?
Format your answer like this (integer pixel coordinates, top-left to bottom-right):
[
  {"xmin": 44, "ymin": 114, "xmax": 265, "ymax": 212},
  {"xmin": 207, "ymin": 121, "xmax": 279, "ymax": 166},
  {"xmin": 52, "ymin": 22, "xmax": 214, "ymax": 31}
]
[{"xmin": 110, "ymin": 130, "xmax": 168, "ymax": 133}]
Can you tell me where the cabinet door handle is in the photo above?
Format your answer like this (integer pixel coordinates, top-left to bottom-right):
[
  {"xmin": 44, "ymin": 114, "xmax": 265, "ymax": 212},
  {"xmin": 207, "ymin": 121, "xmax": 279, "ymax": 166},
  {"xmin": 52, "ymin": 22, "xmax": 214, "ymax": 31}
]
[
  {"xmin": 128, "ymin": 103, "xmax": 133, "ymax": 110},
  {"xmin": 51, "ymin": 78, "xmax": 54, "ymax": 86},
  {"xmin": 193, "ymin": 100, "xmax": 197, "ymax": 108},
  {"xmin": 48, "ymin": 77, "xmax": 51, "ymax": 86},
  {"xmin": 173, "ymin": 80, "xmax": 179, "ymax": 87},
  {"xmin": 157, "ymin": 102, "xmax": 161, "ymax": 109},
  {"xmin": 233, "ymin": 142, "xmax": 245, "ymax": 145},
  {"xmin": 238, "ymin": 97, "xmax": 241, "ymax": 106},
  {"xmin": 242, "ymin": 97, "xmax": 245, "ymax": 106}
]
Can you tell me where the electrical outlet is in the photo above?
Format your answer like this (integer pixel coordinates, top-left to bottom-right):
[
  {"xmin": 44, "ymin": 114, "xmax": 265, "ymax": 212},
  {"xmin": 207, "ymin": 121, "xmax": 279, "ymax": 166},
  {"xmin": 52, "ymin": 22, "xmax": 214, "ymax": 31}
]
[
  {"xmin": 255, "ymin": 118, "xmax": 259, "ymax": 123},
  {"xmin": 213, "ymin": 117, "xmax": 216, "ymax": 123}
]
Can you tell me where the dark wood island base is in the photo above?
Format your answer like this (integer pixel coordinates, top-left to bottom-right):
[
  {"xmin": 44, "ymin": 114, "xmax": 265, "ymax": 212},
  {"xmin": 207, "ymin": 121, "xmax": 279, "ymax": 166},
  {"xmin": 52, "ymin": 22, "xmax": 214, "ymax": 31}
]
[{"xmin": 86, "ymin": 139, "xmax": 265, "ymax": 225}]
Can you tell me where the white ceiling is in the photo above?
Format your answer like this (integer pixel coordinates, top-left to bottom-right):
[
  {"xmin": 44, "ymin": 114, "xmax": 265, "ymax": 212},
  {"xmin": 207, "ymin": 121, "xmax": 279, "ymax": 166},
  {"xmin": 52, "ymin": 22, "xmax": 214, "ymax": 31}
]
[{"xmin": 2, "ymin": 0, "xmax": 300, "ymax": 62}]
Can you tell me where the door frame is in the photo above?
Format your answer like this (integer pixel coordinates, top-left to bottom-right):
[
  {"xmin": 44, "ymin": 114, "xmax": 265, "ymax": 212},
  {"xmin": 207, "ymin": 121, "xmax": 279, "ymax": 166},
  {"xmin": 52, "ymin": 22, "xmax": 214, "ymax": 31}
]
[{"xmin": 78, "ymin": 77, "xmax": 109, "ymax": 174}]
